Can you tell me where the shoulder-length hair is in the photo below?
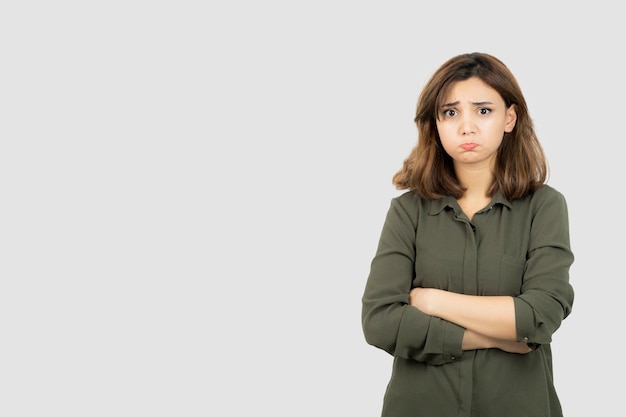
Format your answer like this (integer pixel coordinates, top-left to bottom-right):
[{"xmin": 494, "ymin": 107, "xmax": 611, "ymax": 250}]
[{"xmin": 392, "ymin": 52, "xmax": 548, "ymax": 200}]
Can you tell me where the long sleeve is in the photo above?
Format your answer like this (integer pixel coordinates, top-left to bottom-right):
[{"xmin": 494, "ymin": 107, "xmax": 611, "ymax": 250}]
[
  {"xmin": 361, "ymin": 194, "xmax": 464, "ymax": 365},
  {"xmin": 514, "ymin": 187, "xmax": 575, "ymax": 346}
]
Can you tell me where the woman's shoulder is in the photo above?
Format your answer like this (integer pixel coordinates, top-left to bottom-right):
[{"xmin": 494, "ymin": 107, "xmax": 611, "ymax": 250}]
[
  {"xmin": 522, "ymin": 184, "xmax": 570, "ymax": 213},
  {"xmin": 393, "ymin": 190, "xmax": 430, "ymax": 207},
  {"xmin": 390, "ymin": 190, "xmax": 440, "ymax": 215},
  {"xmin": 531, "ymin": 184, "xmax": 567, "ymax": 202}
]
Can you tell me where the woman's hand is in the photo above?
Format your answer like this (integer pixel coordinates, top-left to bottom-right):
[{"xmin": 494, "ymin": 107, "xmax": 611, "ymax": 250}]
[
  {"xmin": 494, "ymin": 339, "xmax": 533, "ymax": 354},
  {"xmin": 462, "ymin": 329, "xmax": 532, "ymax": 354},
  {"xmin": 409, "ymin": 287, "xmax": 439, "ymax": 316}
]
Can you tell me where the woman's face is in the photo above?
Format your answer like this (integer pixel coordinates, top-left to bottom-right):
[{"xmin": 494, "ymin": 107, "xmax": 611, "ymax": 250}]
[{"xmin": 436, "ymin": 77, "xmax": 516, "ymax": 169}]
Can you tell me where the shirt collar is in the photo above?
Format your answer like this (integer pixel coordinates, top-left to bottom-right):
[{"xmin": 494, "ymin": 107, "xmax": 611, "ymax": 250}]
[{"xmin": 428, "ymin": 190, "xmax": 512, "ymax": 215}]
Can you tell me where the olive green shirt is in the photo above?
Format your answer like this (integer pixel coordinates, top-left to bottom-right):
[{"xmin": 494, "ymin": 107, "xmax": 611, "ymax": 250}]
[{"xmin": 361, "ymin": 185, "xmax": 574, "ymax": 417}]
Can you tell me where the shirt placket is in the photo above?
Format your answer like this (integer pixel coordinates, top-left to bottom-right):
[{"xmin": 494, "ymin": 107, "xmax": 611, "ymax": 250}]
[{"xmin": 453, "ymin": 211, "xmax": 479, "ymax": 416}]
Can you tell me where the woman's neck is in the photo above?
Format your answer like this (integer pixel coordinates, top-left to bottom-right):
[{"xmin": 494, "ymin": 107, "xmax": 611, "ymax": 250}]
[
  {"xmin": 454, "ymin": 164, "xmax": 494, "ymax": 220},
  {"xmin": 455, "ymin": 164, "xmax": 494, "ymax": 198}
]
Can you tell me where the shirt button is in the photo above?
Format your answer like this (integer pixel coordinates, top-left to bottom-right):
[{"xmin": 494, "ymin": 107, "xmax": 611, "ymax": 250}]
[
  {"xmin": 522, "ymin": 337, "xmax": 529, "ymax": 342},
  {"xmin": 450, "ymin": 356, "xmax": 456, "ymax": 360}
]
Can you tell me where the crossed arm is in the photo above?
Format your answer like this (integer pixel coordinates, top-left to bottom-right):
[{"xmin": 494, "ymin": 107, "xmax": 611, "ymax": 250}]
[{"xmin": 409, "ymin": 287, "xmax": 531, "ymax": 354}]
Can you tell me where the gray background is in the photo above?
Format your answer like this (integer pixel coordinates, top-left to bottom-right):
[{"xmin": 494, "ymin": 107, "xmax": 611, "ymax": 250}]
[{"xmin": 2, "ymin": 1, "xmax": 620, "ymax": 415}]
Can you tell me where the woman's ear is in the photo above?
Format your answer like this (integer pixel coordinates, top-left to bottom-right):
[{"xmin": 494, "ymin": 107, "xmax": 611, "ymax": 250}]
[{"xmin": 504, "ymin": 104, "xmax": 517, "ymax": 133}]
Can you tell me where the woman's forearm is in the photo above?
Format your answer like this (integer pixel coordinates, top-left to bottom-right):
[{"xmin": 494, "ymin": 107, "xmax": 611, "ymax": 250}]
[{"xmin": 410, "ymin": 288, "xmax": 517, "ymax": 341}]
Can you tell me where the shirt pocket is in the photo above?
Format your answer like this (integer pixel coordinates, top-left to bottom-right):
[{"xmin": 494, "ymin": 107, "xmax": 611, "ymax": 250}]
[{"xmin": 498, "ymin": 254, "xmax": 526, "ymax": 296}]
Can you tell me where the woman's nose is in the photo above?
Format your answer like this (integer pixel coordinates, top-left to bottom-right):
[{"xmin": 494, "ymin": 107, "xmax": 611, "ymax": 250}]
[{"xmin": 460, "ymin": 116, "xmax": 476, "ymax": 135}]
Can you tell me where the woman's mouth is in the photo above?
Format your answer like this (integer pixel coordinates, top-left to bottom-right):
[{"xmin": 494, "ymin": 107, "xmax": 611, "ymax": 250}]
[{"xmin": 461, "ymin": 143, "xmax": 478, "ymax": 150}]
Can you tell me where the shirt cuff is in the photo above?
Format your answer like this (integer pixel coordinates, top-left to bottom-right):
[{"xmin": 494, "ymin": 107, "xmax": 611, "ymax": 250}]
[
  {"xmin": 442, "ymin": 320, "xmax": 464, "ymax": 361},
  {"xmin": 513, "ymin": 297, "xmax": 535, "ymax": 343}
]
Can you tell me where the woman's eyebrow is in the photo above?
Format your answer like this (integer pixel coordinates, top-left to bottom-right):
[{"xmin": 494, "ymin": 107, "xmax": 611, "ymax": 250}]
[{"xmin": 441, "ymin": 100, "xmax": 494, "ymax": 107}]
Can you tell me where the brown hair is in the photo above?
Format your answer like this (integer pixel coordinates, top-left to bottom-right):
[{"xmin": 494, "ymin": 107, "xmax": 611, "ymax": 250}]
[{"xmin": 392, "ymin": 52, "xmax": 548, "ymax": 200}]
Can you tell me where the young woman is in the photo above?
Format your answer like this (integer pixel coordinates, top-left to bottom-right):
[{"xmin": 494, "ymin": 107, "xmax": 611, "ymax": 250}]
[{"xmin": 361, "ymin": 52, "xmax": 574, "ymax": 417}]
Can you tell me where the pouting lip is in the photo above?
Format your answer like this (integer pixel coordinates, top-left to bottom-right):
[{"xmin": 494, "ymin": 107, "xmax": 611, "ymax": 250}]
[{"xmin": 460, "ymin": 142, "xmax": 478, "ymax": 150}]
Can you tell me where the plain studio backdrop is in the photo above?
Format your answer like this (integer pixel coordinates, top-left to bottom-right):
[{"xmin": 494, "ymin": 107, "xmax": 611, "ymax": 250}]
[{"xmin": 1, "ymin": 1, "xmax": 621, "ymax": 416}]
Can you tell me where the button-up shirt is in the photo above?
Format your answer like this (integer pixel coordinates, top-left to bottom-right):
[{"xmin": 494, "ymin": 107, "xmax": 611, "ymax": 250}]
[{"xmin": 362, "ymin": 185, "xmax": 574, "ymax": 417}]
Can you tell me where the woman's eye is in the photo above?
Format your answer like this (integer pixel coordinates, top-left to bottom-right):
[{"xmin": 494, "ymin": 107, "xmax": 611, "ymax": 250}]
[
  {"xmin": 478, "ymin": 108, "xmax": 491, "ymax": 115},
  {"xmin": 443, "ymin": 109, "xmax": 456, "ymax": 117}
]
